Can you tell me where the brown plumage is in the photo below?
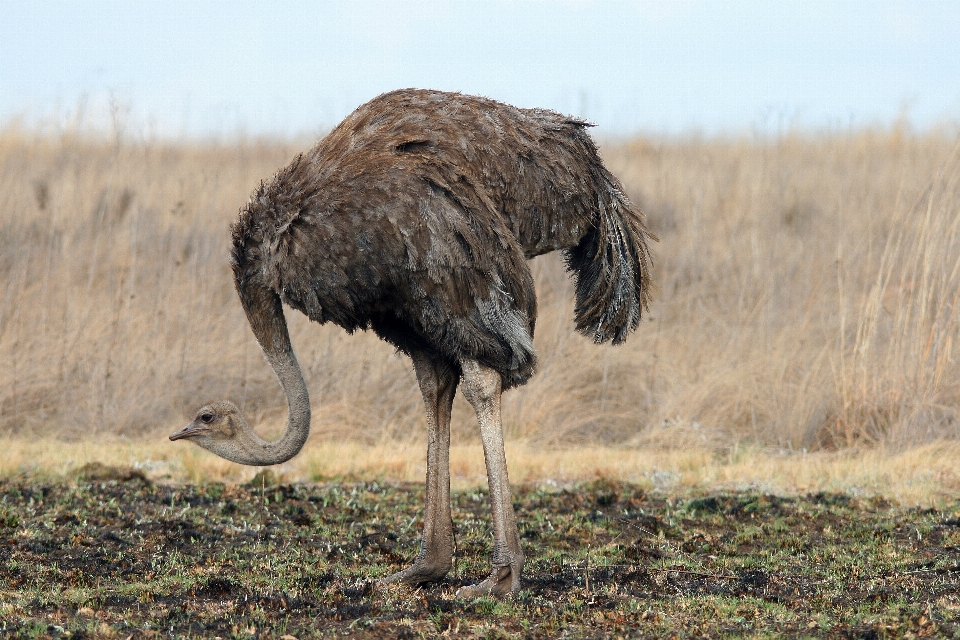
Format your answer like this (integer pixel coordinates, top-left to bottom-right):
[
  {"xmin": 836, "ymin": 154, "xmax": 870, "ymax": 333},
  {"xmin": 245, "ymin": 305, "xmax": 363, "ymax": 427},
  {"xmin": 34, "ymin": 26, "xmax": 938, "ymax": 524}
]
[
  {"xmin": 172, "ymin": 89, "xmax": 655, "ymax": 597},
  {"xmin": 232, "ymin": 88, "xmax": 654, "ymax": 388}
]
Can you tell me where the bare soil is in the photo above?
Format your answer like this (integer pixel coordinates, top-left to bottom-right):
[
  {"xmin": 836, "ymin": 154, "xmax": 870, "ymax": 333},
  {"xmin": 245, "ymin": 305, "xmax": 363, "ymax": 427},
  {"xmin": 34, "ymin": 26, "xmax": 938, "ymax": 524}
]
[{"xmin": 2, "ymin": 465, "xmax": 959, "ymax": 638}]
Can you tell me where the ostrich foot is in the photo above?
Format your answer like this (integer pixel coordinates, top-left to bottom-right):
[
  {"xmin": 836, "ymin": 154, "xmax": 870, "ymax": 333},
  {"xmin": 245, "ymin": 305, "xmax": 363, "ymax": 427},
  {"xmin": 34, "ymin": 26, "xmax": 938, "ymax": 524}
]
[
  {"xmin": 455, "ymin": 559, "xmax": 523, "ymax": 598},
  {"xmin": 378, "ymin": 555, "xmax": 451, "ymax": 586}
]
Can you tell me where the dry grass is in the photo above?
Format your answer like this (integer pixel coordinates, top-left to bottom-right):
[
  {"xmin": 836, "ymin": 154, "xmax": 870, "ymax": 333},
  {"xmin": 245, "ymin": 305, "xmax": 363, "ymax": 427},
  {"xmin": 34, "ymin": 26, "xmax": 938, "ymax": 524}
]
[
  {"xmin": 2, "ymin": 437, "xmax": 959, "ymax": 507},
  {"xmin": 2, "ymin": 121, "xmax": 960, "ymax": 494}
]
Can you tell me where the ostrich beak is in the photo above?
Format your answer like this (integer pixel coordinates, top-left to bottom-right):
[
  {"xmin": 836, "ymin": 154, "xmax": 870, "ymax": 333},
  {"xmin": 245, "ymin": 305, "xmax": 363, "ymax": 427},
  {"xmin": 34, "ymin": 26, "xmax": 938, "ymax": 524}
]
[{"xmin": 169, "ymin": 422, "xmax": 208, "ymax": 441}]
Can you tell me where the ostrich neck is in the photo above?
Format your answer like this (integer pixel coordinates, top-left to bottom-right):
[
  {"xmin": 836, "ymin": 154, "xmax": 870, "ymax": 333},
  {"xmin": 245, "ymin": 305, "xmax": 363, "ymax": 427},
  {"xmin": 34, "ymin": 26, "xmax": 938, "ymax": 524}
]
[
  {"xmin": 231, "ymin": 348, "xmax": 311, "ymax": 466},
  {"xmin": 221, "ymin": 281, "xmax": 312, "ymax": 466}
]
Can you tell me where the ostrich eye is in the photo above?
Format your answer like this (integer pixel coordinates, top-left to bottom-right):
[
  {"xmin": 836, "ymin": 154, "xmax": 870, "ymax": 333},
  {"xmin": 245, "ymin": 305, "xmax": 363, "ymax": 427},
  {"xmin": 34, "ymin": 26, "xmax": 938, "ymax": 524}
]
[{"xmin": 200, "ymin": 413, "xmax": 215, "ymax": 424}]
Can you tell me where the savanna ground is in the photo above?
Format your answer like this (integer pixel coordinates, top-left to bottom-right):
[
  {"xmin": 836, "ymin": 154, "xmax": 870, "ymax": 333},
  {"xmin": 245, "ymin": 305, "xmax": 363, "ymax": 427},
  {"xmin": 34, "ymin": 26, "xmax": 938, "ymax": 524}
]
[
  {"xmin": 2, "ymin": 118, "xmax": 960, "ymax": 636},
  {"xmin": 2, "ymin": 467, "xmax": 959, "ymax": 638}
]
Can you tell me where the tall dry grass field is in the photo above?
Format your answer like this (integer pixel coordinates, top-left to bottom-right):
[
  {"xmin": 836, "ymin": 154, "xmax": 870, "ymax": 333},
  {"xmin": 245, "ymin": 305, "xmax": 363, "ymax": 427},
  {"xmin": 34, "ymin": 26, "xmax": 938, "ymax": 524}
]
[{"xmin": 2, "ymin": 124, "xmax": 960, "ymax": 473}]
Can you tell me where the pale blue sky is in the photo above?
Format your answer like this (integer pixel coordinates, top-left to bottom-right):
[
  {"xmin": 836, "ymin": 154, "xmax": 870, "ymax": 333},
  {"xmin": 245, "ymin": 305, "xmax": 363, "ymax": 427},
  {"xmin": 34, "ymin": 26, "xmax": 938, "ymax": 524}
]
[{"xmin": 2, "ymin": 1, "xmax": 959, "ymax": 138}]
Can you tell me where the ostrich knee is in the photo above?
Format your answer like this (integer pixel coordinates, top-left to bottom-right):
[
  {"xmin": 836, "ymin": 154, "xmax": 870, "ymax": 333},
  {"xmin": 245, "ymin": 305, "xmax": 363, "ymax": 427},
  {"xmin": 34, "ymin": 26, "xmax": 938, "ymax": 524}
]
[{"xmin": 460, "ymin": 360, "xmax": 501, "ymax": 410}]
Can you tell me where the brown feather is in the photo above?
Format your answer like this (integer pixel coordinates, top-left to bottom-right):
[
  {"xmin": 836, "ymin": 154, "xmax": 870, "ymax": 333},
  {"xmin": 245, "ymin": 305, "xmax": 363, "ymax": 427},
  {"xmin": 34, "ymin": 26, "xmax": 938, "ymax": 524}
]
[{"xmin": 231, "ymin": 89, "xmax": 655, "ymax": 388}]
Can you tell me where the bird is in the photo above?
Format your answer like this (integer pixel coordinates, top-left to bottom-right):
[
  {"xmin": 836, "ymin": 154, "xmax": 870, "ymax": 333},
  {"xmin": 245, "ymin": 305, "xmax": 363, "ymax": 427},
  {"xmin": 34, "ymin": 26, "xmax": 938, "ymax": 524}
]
[{"xmin": 169, "ymin": 88, "xmax": 654, "ymax": 597}]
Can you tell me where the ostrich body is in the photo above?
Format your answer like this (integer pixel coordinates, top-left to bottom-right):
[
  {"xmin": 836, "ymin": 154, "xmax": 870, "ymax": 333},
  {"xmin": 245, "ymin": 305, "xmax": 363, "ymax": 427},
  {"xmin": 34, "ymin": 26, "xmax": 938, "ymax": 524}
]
[{"xmin": 170, "ymin": 89, "xmax": 654, "ymax": 596}]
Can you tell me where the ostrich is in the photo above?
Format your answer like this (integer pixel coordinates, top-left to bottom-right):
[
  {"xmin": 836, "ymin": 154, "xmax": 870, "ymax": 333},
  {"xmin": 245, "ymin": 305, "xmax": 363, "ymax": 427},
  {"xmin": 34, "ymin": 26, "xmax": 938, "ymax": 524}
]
[{"xmin": 169, "ymin": 89, "xmax": 654, "ymax": 597}]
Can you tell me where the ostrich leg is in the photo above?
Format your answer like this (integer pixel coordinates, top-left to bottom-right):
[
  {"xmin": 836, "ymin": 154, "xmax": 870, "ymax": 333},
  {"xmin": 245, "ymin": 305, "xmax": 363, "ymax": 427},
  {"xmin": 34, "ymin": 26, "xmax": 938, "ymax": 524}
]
[
  {"xmin": 456, "ymin": 359, "xmax": 525, "ymax": 597},
  {"xmin": 380, "ymin": 351, "xmax": 458, "ymax": 585}
]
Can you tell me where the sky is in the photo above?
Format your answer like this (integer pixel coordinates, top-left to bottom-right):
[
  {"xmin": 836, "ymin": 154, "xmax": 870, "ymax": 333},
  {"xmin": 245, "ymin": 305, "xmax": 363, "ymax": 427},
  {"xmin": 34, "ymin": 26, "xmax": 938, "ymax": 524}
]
[{"xmin": 2, "ymin": 1, "xmax": 959, "ymax": 139}]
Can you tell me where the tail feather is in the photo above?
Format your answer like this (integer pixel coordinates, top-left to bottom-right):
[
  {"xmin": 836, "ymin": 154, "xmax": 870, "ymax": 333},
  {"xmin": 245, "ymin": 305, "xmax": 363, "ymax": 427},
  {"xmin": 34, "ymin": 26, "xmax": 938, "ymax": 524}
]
[{"xmin": 565, "ymin": 173, "xmax": 655, "ymax": 344}]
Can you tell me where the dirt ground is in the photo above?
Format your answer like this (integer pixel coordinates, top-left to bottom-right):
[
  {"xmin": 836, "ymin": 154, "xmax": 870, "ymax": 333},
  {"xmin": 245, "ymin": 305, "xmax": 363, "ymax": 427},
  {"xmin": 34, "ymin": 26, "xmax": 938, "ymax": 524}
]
[{"xmin": 2, "ymin": 465, "xmax": 959, "ymax": 638}]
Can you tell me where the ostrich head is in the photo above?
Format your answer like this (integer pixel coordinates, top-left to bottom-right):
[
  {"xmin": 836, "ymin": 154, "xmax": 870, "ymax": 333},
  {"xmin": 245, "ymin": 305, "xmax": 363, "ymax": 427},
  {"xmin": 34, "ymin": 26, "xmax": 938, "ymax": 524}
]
[
  {"xmin": 169, "ymin": 398, "xmax": 308, "ymax": 467},
  {"xmin": 170, "ymin": 401, "xmax": 248, "ymax": 460}
]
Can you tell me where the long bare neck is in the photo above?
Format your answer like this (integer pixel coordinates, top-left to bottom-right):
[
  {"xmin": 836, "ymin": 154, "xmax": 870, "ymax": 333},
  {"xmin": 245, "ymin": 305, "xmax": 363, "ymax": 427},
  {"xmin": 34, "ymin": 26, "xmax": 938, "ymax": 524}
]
[
  {"xmin": 218, "ymin": 281, "xmax": 312, "ymax": 466},
  {"xmin": 226, "ymin": 348, "xmax": 311, "ymax": 466}
]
